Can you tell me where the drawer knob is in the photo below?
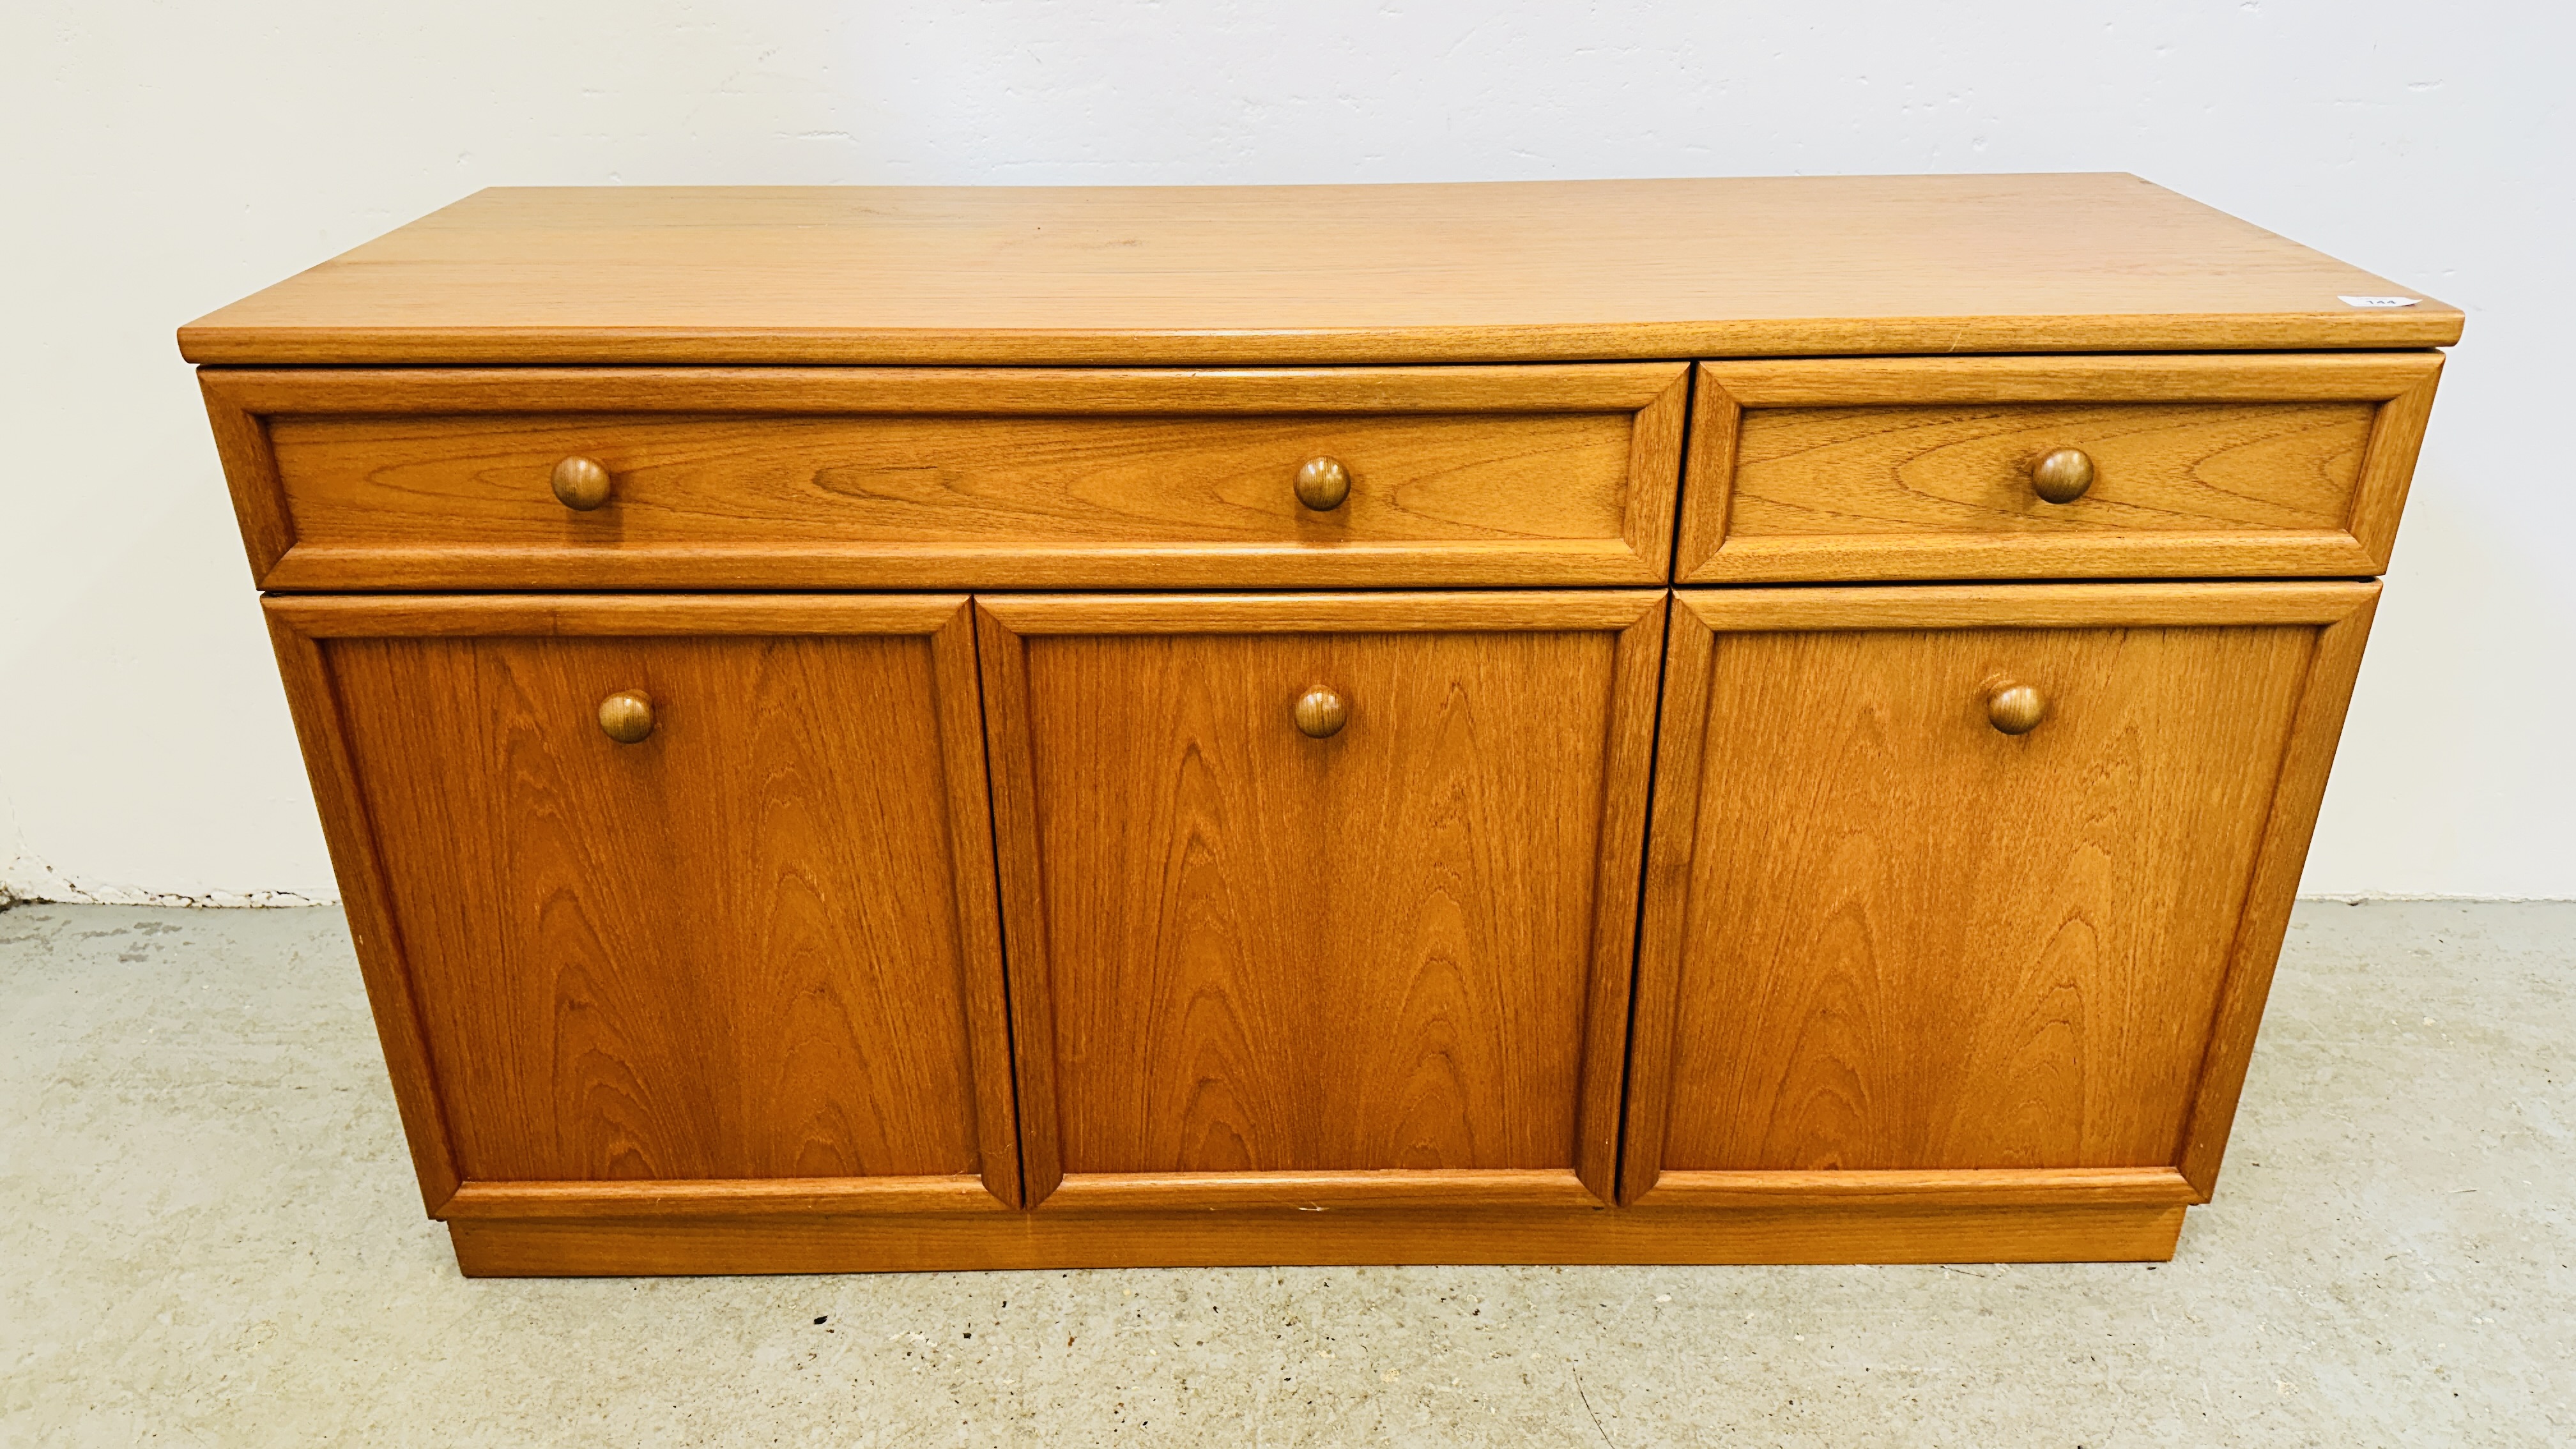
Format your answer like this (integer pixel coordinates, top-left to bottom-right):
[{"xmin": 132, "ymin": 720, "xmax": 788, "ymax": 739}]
[
  {"xmin": 1986, "ymin": 680, "xmax": 2048, "ymax": 735},
  {"xmin": 597, "ymin": 690, "xmax": 656, "ymax": 744},
  {"xmin": 551, "ymin": 456, "xmax": 615, "ymax": 511},
  {"xmin": 1293, "ymin": 685, "xmax": 1349, "ymax": 739},
  {"xmin": 2030, "ymin": 448, "xmax": 2096, "ymax": 504},
  {"xmin": 1294, "ymin": 456, "xmax": 1352, "ymax": 511}
]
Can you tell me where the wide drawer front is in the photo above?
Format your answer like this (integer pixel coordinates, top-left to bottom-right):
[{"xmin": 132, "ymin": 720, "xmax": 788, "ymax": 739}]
[
  {"xmin": 1676, "ymin": 354, "xmax": 2441, "ymax": 583},
  {"xmin": 206, "ymin": 365, "xmax": 1688, "ymax": 590}
]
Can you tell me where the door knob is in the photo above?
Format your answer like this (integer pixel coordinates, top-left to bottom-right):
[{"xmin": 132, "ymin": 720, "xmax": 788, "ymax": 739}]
[
  {"xmin": 2030, "ymin": 448, "xmax": 2095, "ymax": 504},
  {"xmin": 1293, "ymin": 685, "xmax": 1349, "ymax": 739},
  {"xmin": 597, "ymin": 690, "xmax": 656, "ymax": 744},
  {"xmin": 1294, "ymin": 456, "xmax": 1351, "ymax": 511},
  {"xmin": 552, "ymin": 456, "xmax": 615, "ymax": 510},
  {"xmin": 1986, "ymin": 680, "xmax": 2048, "ymax": 735}
]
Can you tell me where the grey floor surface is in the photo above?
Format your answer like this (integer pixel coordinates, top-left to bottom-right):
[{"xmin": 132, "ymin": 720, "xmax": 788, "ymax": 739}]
[{"xmin": 1, "ymin": 900, "xmax": 2568, "ymax": 1446}]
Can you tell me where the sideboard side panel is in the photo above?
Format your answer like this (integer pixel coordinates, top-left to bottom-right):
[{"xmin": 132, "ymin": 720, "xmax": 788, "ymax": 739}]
[
  {"xmin": 263, "ymin": 607, "xmax": 464, "ymax": 1212},
  {"xmin": 2177, "ymin": 586, "xmax": 2380, "ymax": 1193}
]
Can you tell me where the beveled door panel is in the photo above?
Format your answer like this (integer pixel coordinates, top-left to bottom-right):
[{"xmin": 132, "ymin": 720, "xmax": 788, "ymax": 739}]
[
  {"xmin": 1623, "ymin": 582, "xmax": 2380, "ymax": 1208},
  {"xmin": 977, "ymin": 592, "xmax": 1667, "ymax": 1210},
  {"xmin": 264, "ymin": 595, "xmax": 1018, "ymax": 1218}
]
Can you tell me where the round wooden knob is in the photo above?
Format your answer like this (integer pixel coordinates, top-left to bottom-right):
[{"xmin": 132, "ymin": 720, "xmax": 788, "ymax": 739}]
[
  {"xmin": 551, "ymin": 456, "xmax": 615, "ymax": 511},
  {"xmin": 2030, "ymin": 448, "xmax": 2096, "ymax": 504},
  {"xmin": 1293, "ymin": 685, "xmax": 1349, "ymax": 739},
  {"xmin": 1986, "ymin": 681, "xmax": 2048, "ymax": 735},
  {"xmin": 597, "ymin": 690, "xmax": 655, "ymax": 744},
  {"xmin": 1294, "ymin": 456, "xmax": 1351, "ymax": 512}
]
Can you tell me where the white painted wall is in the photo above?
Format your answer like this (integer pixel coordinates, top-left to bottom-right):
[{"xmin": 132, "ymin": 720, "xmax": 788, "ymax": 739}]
[{"xmin": 3, "ymin": 1, "xmax": 2568, "ymax": 901}]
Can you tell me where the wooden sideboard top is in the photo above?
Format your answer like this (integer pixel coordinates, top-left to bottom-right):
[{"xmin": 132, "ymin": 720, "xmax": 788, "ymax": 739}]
[{"xmin": 179, "ymin": 174, "xmax": 2458, "ymax": 367}]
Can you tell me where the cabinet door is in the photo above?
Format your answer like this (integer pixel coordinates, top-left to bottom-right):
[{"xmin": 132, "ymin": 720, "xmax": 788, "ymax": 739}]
[
  {"xmin": 264, "ymin": 595, "xmax": 1019, "ymax": 1220},
  {"xmin": 977, "ymin": 592, "xmax": 1667, "ymax": 1210},
  {"xmin": 1623, "ymin": 582, "xmax": 2378, "ymax": 1209}
]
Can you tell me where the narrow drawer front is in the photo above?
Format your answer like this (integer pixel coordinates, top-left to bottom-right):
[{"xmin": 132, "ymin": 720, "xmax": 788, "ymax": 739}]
[
  {"xmin": 1676, "ymin": 354, "xmax": 2441, "ymax": 583},
  {"xmin": 206, "ymin": 365, "xmax": 1687, "ymax": 590}
]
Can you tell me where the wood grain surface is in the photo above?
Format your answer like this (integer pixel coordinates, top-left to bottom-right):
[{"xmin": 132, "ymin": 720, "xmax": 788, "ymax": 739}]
[
  {"xmin": 443, "ymin": 1202, "xmax": 2189, "ymax": 1275},
  {"xmin": 978, "ymin": 593, "xmax": 1665, "ymax": 1208},
  {"xmin": 200, "ymin": 174, "xmax": 2449, "ymax": 1279},
  {"xmin": 1729, "ymin": 401, "xmax": 2370, "ymax": 531},
  {"xmin": 1035, "ymin": 1169, "xmax": 1606, "ymax": 1213},
  {"xmin": 1673, "ymin": 579, "xmax": 2380, "ymax": 632},
  {"xmin": 2175, "ymin": 588, "xmax": 2380, "ymax": 1193},
  {"xmin": 1632, "ymin": 1166, "xmax": 2197, "ymax": 1209},
  {"xmin": 439, "ymin": 1176, "xmax": 1016, "ymax": 1220},
  {"xmin": 177, "ymin": 176, "xmax": 2457, "ymax": 366},
  {"xmin": 282, "ymin": 597, "xmax": 1018, "ymax": 1200},
  {"xmin": 1032, "ymin": 633, "xmax": 1602, "ymax": 1173},
  {"xmin": 203, "ymin": 365, "xmax": 1686, "ymax": 590},
  {"xmin": 1623, "ymin": 583, "xmax": 2377, "ymax": 1199},
  {"xmin": 264, "ymin": 613, "xmax": 463, "ymax": 1211},
  {"xmin": 975, "ymin": 590, "xmax": 1666, "ymax": 635},
  {"xmin": 264, "ymin": 592, "xmax": 971, "ymax": 637},
  {"xmin": 1680, "ymin": 353, "xmax": 2444, "ymax": 581}
]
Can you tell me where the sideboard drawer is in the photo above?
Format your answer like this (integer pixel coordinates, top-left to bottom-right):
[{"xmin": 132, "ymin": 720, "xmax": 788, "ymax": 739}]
[
  {"xmin": 1678, "ymin": 354, "xmax": 2441, "ymax": 582},
  {"xmin": 973, "ymin": 590, "xmax": 1667, "ymax": 1212},
  {"xmin": 204, "ymin": 365, "xmax": 1688, "ymax": 590}
]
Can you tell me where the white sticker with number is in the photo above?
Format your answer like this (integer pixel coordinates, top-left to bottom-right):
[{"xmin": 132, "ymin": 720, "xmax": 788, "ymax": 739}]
[{"xmin": 2338, "ymin": 295, "xmax": 2421, "ymax": 308}]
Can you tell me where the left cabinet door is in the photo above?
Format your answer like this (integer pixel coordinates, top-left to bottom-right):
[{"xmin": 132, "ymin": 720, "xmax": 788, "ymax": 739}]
[{"xmin": 264, "ymin": 594, "xmax": 1021, "ymax": 1222}]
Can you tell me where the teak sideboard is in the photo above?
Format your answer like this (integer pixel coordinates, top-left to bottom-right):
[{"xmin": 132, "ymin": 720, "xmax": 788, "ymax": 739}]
[{"xmin": 182, "ymin": 176, "xmax": 2456, "ymax": 1276}]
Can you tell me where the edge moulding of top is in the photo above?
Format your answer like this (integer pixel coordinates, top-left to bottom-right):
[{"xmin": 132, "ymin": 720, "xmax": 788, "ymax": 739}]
[{"xmin": 174, "ymin": 174, "xmax": 2462, "ymax": 369}]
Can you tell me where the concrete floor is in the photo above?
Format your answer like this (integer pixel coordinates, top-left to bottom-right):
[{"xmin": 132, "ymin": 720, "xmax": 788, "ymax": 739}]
[{"xmin": 1, "ymin": 901, "xmax": 2568, "ymax": 1446}]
